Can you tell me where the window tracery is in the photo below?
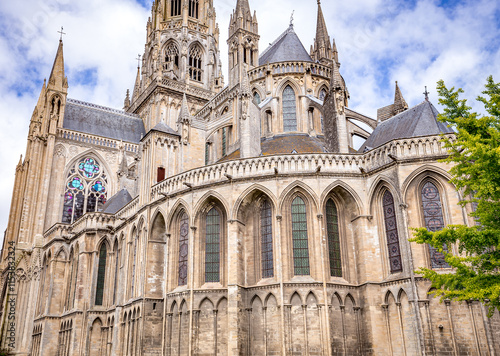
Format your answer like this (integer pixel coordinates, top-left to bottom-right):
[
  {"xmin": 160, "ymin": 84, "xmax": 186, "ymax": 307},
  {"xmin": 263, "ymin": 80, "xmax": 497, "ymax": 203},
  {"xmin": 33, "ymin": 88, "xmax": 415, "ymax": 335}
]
[
  {"xmin": 283, "ymin": 85, "xmax": 297, "ymax": 132},
  {"xmin": 188, "ymin": 45, "xmax": 203, "ymax": 82},
  {"xmin": 382, "ymin": 191, "xmax": 403, "ymax": 273},
  {"xmin": 178, "ymin": 212, "xmax": 189, "ymax": 286},
  {"xmin": 62, "ymin": 157, "xmax": 107, "ymax": 224},
  {"xmin": 188, "ymin": 0, "xmax": 199, "ymax": 18},
  {"xmin": 291, "ymin": 196, "xmax": 310, "ymax": 275},
  {"xmin": 421, "ymin": 181, "xmax": 450, "ymax": 268},
  {"xmin": 165, "ymin": 43, "xmax": 179, "ymax": 71},
  {"xmin": 170, "ymin": 0, "xmax": 181, "ymax": 16},
  {"xmin": 260, "ymin": 199, "xmax": 274, "ymax": 278},
  {"xmin": 326, "ymin": 199, "xmax": 342, "ymax": 277}
]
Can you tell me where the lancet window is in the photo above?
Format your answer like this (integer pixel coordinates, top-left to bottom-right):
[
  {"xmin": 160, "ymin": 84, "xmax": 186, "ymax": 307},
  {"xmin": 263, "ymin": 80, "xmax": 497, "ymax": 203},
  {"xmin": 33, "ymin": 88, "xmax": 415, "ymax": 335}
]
[
  {"xmin": 113, "ymin": 240, "xmax": 119, "ymax": 305},
  {"xmin": 178, "ymin": 212, "xmax": 189, "ymax": 286},
  {"xmin": 291, "ymin": 197, "xmax": 310, "ymax": 275},
  {"xmin": 95, "ymin": 244, "xmax": 107, "ymax": 306},
  {"xmin": 165, "ymin": 43, "xmax": 179, "ymax": 71},
  {"xmin": 189, "ymin": 0, "xmax": 199, "ymax": 18},
  {"xmin": 325, "ymin": 199, "xmax": 342, "ymax": 277},
  {"xmin": 283, "ymin": 85, "xmax": 297, "ymax": 132},
  {"xmin": 62, "ymin": 157, "xmax": 107, "ymax": 224},
  {"xmin": 188, "ymin": 45, "xmax": 203, "ymax": 82},
  {"xmin": 253, "ymin": 92, "xmax": 261, "ymax": 105},
  {"xmin": 421, "ymin": 181, "xmax": 450, "ymax": 268},
  {"xmin": 382, "ymin": 191, "xmax": 403, "ymax": 273},
  {"xmin": 205, "ymin": 208, "xmax": 220, "ymax": 283},
  {"xmin": 170, "ymin": 0, "xmax": 181, "ymax": 16},
  {"xmin": 319, "ymin": 88, "xmax": 327, "ymax": 131},
  {"xmin": 261, "ymin": 199, "xmax": 274, "ymax": 278},
  {"xmin": 222, "ymin": 127, "xmax": 227, "ymax": 157}
]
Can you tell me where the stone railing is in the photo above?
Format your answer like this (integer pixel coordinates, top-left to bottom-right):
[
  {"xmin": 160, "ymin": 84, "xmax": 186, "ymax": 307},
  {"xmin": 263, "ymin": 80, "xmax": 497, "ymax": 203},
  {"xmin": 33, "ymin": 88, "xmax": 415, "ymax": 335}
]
[
  {"xmin": 115, "ymin": 196, "xmax": 140, "ymax": 220},
  {"xmin": 58, "ymin": 129, "xmax": 139, "ymax": 153},
  {"xmin": 149, "ymin": 134, "xmax": 452, "ymax": 200},
  {"xmin": 187, "ymin": 19, "xmax": 208, "ymax": 34},
  {"xmin": 44, "ymin": 213, "xmax": 119, "ymax": 240},
  {"xmin": 248, "ymin": 61, "xmax": 332, "ymax": 81}
]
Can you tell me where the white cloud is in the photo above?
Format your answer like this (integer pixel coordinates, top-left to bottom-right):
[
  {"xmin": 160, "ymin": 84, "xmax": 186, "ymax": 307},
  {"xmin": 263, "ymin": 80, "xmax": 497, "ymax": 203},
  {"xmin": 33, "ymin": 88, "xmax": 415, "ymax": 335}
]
[{"xmin": 0, "ymin": 0, "xmax": 498, "ymax": 238}]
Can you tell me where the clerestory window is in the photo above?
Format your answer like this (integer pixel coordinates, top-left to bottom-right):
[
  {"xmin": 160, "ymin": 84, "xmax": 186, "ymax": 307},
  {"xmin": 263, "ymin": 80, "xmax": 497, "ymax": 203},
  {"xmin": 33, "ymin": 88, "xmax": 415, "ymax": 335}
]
[
  {"xmin": 62, "ymin": 157, "xmax": 107, "ymax": 224},
  {"xmin": 178, "ymin": 212, "xmax": 189, "ymax": 286},
  {"xmin": 291, "ymin": 196, "xmax": 310, "ymax": 275},
  {"xmin": 283, "ymin": 85, "xmax": 297, "ymax": 132}
]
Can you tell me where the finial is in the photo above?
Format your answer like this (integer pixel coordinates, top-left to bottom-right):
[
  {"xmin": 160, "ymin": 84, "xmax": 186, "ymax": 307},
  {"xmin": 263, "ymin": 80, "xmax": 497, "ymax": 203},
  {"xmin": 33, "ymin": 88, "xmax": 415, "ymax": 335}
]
[
  {"xmin": 424, "ymin": 86, "xmax": 430, "ymax": 101},
  {"xmin": 290, "ymin": 10, "xmax": 295, "ymax": 27},
  {"xmin": 136, "ymin": 54, "xmax": 142, "ymax": 68},
  {"xmin": 318, "ymin": 0, "xmax": 321, "ymax": 4},
  {"xmin": 57, "ymin": 26, "xmax": 66, "ymax": 42}
]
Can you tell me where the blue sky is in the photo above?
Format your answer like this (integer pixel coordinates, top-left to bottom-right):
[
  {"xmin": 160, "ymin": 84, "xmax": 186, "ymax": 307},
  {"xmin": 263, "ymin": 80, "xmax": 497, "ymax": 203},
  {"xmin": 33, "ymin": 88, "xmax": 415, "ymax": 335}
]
[{"xmin": 0, "ymin": 0, "xmax": 499, "ymax": 237}]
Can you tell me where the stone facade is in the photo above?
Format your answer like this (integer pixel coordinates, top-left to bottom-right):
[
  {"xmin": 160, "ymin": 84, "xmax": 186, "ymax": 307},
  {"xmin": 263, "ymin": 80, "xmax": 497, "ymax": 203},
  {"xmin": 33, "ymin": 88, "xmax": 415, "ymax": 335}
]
[{"xmin": 1, "ymin": 0, "xmax": 499, "ymax": 355}]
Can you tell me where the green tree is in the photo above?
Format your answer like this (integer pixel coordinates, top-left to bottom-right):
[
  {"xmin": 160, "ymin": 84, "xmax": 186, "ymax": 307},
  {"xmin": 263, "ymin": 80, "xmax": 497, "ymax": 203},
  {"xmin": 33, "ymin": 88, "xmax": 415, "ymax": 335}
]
[{"xmin": 411, "ymin": 76, "xmax": 500, "ymax": 316}]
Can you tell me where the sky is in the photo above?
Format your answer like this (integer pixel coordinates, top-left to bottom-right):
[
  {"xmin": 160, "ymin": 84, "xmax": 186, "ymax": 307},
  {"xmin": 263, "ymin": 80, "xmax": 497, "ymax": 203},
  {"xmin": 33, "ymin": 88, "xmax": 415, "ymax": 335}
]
[{"xmin": 0, "ymin": 0, "xmax": 499, "ymax": 237}]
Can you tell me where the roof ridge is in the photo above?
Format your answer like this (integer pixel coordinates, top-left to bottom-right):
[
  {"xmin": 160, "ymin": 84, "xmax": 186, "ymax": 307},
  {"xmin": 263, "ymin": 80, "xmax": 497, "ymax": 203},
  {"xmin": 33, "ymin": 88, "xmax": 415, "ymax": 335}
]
[
  {"xmin": 67, "ymin": 98, "xmax": 140, "ymax": 119},
  {"xmin": 259, "ymin": 25, "xmax": 295, "ymax": 60},
  {"xmin": 380, "ymin": 100, "xmax": 430, "ymax": 125}
]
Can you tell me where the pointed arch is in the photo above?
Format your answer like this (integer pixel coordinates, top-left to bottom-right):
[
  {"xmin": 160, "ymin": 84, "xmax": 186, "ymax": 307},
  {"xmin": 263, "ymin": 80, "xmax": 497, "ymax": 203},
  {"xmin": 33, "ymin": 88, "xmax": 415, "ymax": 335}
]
[
  {"xmin": 95, "ymin": 243, "xmax": 108, "ymax": 306},
  {"xmin": 232, "ymin": 184, "xmax": 278, "ymax": 221},
  {"xmin": 188, "ymin": 42, "xmax": 203, "ymax": 81},
  {"xmin": 279, "ymin": 180, "xmax": 320, "ymax": 213},
  {"xmin": 282, "ymin": 85, "xmax": 297, "ymax": 132},
  {"xmin": 320, "ymin": 180, "xmax": 363, "ymax": 216},
  {"xmin": 275, "ymin": 77, "xmax": 302, "ymax": 97},
  {"xmin": 150, "ymin": 210, "xmax": 167, "ymax": 242},
  {"xmin": 401, "ymin": 165, "xmax": 455, "ymax": 200},
  {"xmin": 194, "ymin": 191, "xmax": 231, "ymax": 222},
  {"xmin": 167, "ymin": 198, "xmax": 190, "ymax": 229},
  {"xmin": 55, "ymin": 247, "xmax": 68, "ymax": 260},
  {"xmin": 367, "ymin": 175, "xmax": 401, "ymax": 216}
]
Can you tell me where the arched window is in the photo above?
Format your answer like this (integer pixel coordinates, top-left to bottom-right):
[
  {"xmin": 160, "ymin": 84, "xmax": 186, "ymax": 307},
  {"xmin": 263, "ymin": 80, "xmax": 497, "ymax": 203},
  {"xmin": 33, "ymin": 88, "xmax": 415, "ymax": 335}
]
[
  {"xmin": 170, "ymin": 0, "xmax": 181, "ymax": 16},
  {"xmin": 222, "ymin": 127, "xmax": 227, "ymax": 157},
  {"xmin": 382, "ymin": 191, "xmax": 403, "ymax": 273},
  {"xmin": 130, "ymin": 232, "xmax": 138, "ymax": 298},
  {"xmin": 205, "ymin": 142, "xmax": 210, "ymax": 165},
  {"xmin": 283, "ymin": 85, "xmax": 297, "ymax": 132},
  {"xmin": 189, "ymin": 0, "xmax": 199, "ymax": 18},
  {"xmin": 165, "ymin": 43, "xmax": 179, "ymax": 71},
  {"xmin": 188, "ymin": 45, "xmax": 202, "ymax": 82},
  {"xmin": 205, "ymin": 208, "xmax": 220, "ymax": 283},
  {"xmin": 113, "ymin": 240, "xmax": 119, "ymax": 305},
  {"xmin": 253, "ymin": 91, "xmax": 261, "ymax": 105},
  {"xmin": 261, "ymin": 199, "xmax": 274, "ymax": 278},
  {"xmin": 65, "ymin": 249, "xmax": 74, "ymax": 310},
  {"xmin": 70, "ymin": 246, "xmax": 79, "ymax": 308},
  {"xmin": 62, "ymin": 157, "xmax": 108, "ymax": 224},
  {"xmin": 95, "ymin": 244, "xmax": 107, "ymax": 306},
  {"xmin": 325, "ymin": 199, "xmax": 342, "ymax": 277},
  {"xmin": 178, "ymin": 212, "xmax": 189, "ymax": 286},
  {"xmin": 421, "ymin": 181, "xmax": 450, "ymax": 268},
  {"xmin": 319, "ymin": 89, "xmax": 327, "ymax": 132},
  {"xmin": 291, "ymin": 197, "xmax": 310, "ymax": 275}
]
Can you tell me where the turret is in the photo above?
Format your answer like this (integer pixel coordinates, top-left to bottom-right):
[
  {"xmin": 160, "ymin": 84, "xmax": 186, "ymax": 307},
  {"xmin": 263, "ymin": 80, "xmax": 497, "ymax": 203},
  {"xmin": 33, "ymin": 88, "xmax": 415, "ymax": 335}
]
[
  {"xmin": 377, "ymin": 81, "xmax": 409, "ymax": 123},
  {"xmin": 228, "ymin": 0, "xmax": 260, "ymax": 87}
]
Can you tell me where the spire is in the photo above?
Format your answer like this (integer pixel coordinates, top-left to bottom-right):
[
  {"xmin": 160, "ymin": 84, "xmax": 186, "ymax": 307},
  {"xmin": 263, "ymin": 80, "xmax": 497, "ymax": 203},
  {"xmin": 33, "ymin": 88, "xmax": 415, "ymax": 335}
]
[
  {"xmin": 236, "ymin": 0, "xmax": 251, "ymax": 16},
  {"xmin": 124, "ymin": 89, "xmax": 131, "ymax": 110},
  {"xmin": 394, "ymin": 81, "xmax": 408, "ymax": 114},
  {"xmin": 312, "ymin": 0, "xmax": 333, "ymax": 64},
  {"xmin": 47, "ymin": 39, "xmax": 68, "ymax": 92},
  {"xmin": 179, "ymin": 93, "xmax": 191, "ymax": 122},
  {"xmin": 132, "ymin": 66, "xmax": 141, "ymax": 103}
]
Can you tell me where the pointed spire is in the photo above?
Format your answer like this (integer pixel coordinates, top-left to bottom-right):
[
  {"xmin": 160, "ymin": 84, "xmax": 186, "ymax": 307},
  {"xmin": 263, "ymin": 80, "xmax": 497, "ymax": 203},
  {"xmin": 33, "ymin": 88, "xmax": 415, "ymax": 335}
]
[
  {"xmin": 18, "ymin": 155, "xmax": 23, "ymax": 166},
  {"xmin": 124, "ymin": 89, "xmax": 131, "ymax": 110},
  {"xmin": 36, "ymin": 79, "xmax": 47, "ymax": 109},
  {"xmin": 394, "ymin": 81, "xmax": 408, "ymax": 113},
  {"xmin": 312, "ymin": 0, "xmax": 333, "ymax": 64},
  {"xmin": 236, "ymin": 0, "xmax": 251, "ymax": 16},
  {"xmin": 47, "ymin": 39, "xmax": 68, "ymax": 91},
  {"xmin": 132, "ymin": 66, "xmax": 141, "ymax": 103},
  {"xmin": 179, "ymin": 93, "xmax": 191, "ymax": 122}
]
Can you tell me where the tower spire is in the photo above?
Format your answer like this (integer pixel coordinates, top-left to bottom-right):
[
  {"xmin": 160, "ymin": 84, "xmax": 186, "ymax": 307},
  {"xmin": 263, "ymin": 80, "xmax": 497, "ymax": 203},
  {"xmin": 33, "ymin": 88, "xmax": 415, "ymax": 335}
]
[
  {"xmin": 132, "ymin": 59, "xmax": 142, "ymax": 103},
  {"xmin": 311, "ymin": 0, "xmax": 333, "ymax": 65},
  {"xmin": 47, "ymin": 38, "xmax": 68, "ymax": 92}
]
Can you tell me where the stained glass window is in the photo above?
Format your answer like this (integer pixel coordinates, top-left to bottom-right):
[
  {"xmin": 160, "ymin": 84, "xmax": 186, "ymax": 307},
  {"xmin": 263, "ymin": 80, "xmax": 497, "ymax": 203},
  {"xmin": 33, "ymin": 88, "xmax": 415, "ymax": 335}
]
[
  {"xmin": 291, "ymin": 197, "xmax": 310, "ymax": 275},
  {"xmin": 326, "ymin": 199, "xmax": 342, "ymax": 277},
  {"xmin": 95, "ymin": 244, "xmax": 107, "ymax": 306},
  {"xmin": 421, "ymin": 181, "xmax": 450, "ymax": 269},
  {"xmin": 283, "ymin": 85, "xmax": 297, "ymax": 132},
  {"xmin": 113, "ymin": 241, "xmax": 119, "ymax": 305},
  {"xmin": 189, "ymin": 45, "xmax": 202, "ymax": 82},
  {"xmin": 261, "ymin": 200, "xmax": 274, "ymax": 278},
  {"xmin": 222, "ymin": 127, "xmax": 227, "ymax": 157},
  {"xmin": 253, "ymin": 92, "xmax": 261, "ymax": 105},
  {"xmin": 382, "ymin": 191, "xmax": 403, "ymax": 273},
  {"xmin": 131, "ymin": 235, "xmax": 137, "ymax": 298},
  {"xmin": 62, "ymin": 157, "xmax": 107, "ymax": 224},
  {"xmin": 319, "ymin": 89, "xmax": 327, "ymax": 132},
  {"xmin": 170, "ymin": 0, "xmax": 181, "ymax": 17},
  {"xmin": 205, "ymin": 142, "xmax": 210, "ymax": 165},
  {"xmin": 178, "ymin": 212, "xmax": 189, "ymax": 286},
  {"xmin": 205, "ymin": 208, "xmax": 220, "ymax": 283}
]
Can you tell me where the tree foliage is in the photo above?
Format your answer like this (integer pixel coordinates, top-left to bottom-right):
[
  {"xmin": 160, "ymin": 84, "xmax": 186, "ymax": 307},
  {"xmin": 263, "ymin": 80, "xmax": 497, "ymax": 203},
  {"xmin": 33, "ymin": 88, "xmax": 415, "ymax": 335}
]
[{"xmin": 411, "ymin": 76, "xmax": 500, "ymax": 316}]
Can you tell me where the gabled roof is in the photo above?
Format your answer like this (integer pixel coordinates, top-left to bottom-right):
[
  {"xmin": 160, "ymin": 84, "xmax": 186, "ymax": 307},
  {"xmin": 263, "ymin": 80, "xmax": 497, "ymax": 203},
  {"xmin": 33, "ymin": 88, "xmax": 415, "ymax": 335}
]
[
  {"xmin": 360, "ymin": 100, "xmax": 454, "ymax": 152},
  {"xmin": 259, "ymin": 25, "xmax": 313, "ymax": 65},
  {"xmin": 150, "ymin": 121, "xmax": 180, "ymax": 136},
  {"xmin": 63, "ymin": 99, "xmax": 146, "ymax": 143},
  {"xmin": 102, "ymin": 189, "xmax": 133, "ymax": 214}
]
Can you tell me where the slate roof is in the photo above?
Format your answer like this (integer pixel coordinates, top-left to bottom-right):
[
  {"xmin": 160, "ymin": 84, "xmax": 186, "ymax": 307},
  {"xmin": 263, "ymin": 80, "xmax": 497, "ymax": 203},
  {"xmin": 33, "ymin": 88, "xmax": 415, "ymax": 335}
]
[
  {"xmin": 102, "ymin": 189, "xmax": 133, "ymax": 214},
  {"xmin": 63, "ymin": 99, "xmax": 146, "ymax": 143},
  {"xmin": 259, "ymin": 25, "xmax": 313, "ymax": 65},
  {"xmin": 261, "ymin": 134, "xmax": 327, "ymax": 155},
  {"xmin": 360, "ymin": 100, "xmax": 454, "ymax": 152},
  {"xmin": 150, "ymin": 121, "xmax": 180, "ymax": 136}
]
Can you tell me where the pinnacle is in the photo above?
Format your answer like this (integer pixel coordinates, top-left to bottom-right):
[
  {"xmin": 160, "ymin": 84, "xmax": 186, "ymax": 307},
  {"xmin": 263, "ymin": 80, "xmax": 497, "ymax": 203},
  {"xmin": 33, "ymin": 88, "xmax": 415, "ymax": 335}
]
[
  {"xmin": 179, "ymin": 93, "xmax": 191, "ymax": 121},
  {"xmin": 47, "ymin": 40, "xmax": 68, "ymax": 91},
  {"xmin": 394, "ymin": 81, "xmax": 408, "ymax": 111}
]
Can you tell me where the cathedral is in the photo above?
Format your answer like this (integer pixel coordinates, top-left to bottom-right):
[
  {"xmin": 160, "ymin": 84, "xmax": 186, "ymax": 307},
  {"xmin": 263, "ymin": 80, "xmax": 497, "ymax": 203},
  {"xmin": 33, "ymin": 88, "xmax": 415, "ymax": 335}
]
[{"xmin": 1, "ymin": 0, "xmax": 500, "ymax": 355}]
